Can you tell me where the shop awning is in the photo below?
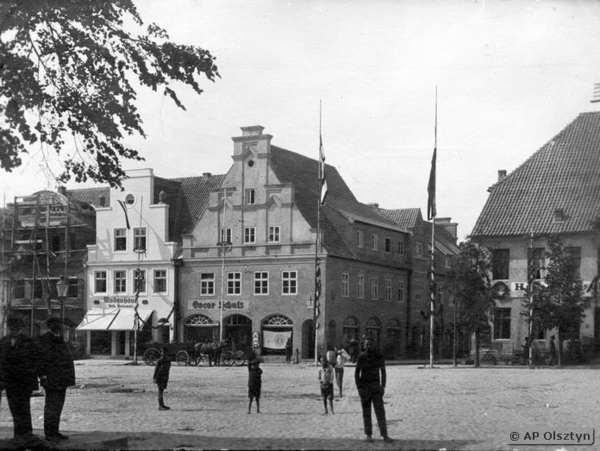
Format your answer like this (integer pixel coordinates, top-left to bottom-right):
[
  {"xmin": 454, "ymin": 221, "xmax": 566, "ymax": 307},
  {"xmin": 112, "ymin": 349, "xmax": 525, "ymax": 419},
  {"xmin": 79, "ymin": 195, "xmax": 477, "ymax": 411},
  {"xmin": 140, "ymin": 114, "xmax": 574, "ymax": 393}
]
[{"xmin": 76, "ymin": 308, "xmax": 153, "ymax": 331}]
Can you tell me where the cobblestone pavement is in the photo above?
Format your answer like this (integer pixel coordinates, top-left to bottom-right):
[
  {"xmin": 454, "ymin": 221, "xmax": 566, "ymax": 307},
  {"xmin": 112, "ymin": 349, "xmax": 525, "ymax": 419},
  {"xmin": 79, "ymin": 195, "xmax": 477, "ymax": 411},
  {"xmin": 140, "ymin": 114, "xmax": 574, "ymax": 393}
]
[{"xmin": 0, "ymin": 359, "xmax": 599, "ymax": 450}]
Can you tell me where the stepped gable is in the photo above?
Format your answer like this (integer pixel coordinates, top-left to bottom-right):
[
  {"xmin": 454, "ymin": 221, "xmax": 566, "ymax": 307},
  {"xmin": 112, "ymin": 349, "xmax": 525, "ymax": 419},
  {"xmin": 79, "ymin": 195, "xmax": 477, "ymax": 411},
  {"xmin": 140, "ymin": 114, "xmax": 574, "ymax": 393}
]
[{"xmin": 472, "ymin": 112, "xmax": 600, "ymax": 238}]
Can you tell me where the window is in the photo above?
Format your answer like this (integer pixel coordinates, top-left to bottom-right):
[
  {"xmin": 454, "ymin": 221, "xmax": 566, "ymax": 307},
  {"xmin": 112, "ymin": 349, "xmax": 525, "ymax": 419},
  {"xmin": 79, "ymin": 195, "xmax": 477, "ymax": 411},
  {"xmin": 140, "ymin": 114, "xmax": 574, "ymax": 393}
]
[
  {"xmin": 201, "ymin": 273, "xmax": 215, "ymax": 296},
  {"xmin": 416, "ymin": 242, "xmax": 423, "ymax": 257},
  {"xmin": 114, "ymin": 228, "xmax": 127, "ymax": 251},
  {"xmin": 134, "ymin": 269, "xmax": 146, "ymax": 294},
  {"xmin": 134, "ymin": 227, "xmax": 147, "ymax": 252},
  {"xmin": 371, "ymin": 234, "xmax": 379, "ymax": 251},
  {"xmin": 385, "ymin": 237, "xmax": 392, "ymax": 253},
  {"xmin": 398, "ymin": 281, "xmax": 405, "ymax": 302},
  {"xmin": 114, "ymin": 270, "xmax": 127, "ymax": 294},
  {"xmin": 357, "ymin": 275, "xmax": 364, "ymax": 299},
  {"xmin": 415, "ymin": 292, "xmax": 422, "ymax": 310},
  {"xmin": 566, "ymin": 246, "xmax": 582, "ymax": 277},
  {"xmin": 268, "ymin": 226, "xmax": 280, "ymax": 243},
  {"xmin": 492, "ymin": 249, "xmax": 510, "ymax": 280},
  {"xmin": 341, "ymin": 273, "xmax": 349, "ymax": 297},
  {"xmin": 245, "ymin": 188, "xmax": 255, "ymax": 205},
  {"xmin": 282, "ymin": 271, "xmax": 297, "ymax": 295},
  {"xmin": 398, "ymin": 241, "xmax": 405, "ymax": 256},
  {"xmin": 67, "ymin": 278, "xmax": 78, "ymax": 298},
  {"xmin": 494, "ymin": 307, "xmax": 511, "ymax": 339},
  {"xmin": 385, "ymin": 278, "xmax": 392, "ymax": 301},
  {"xmin": 220, "ymin": 228, "xmax": 232, "ymax": 244},
  {"xmin": 356, "ymin": 230, "xmax": 364, "ymax": 248},
  {"xmin": 94, "ymin": 271, "xmax": 107, "ymax": 293},
  {"xmin": 244, "ymin": 227, "xmax": 256, "ymax": 244},
  {"xmin": 445, "ymin": 255, "xmax": 451, "ymax": 268},
  {"xmin": 371, "ymin": 277, "xmax": 379, "ymax": 300},
  {"xmin": 254, "ymin": 272, "xmax": 269, "ymax": 295},
  {"xmin": 528, "ymin": 247, "xmax": 545, "ymax": 280},
  {"xmin": 227, "ymin": 272, "xmax": 241, "ymax": 295},
  {"xmin": 154, "ymin": 270, "xmax": 167, "ymax": 293},
  {"xmin": 13, "ymin": 280, "xmax": 25, "ymax": 299}
]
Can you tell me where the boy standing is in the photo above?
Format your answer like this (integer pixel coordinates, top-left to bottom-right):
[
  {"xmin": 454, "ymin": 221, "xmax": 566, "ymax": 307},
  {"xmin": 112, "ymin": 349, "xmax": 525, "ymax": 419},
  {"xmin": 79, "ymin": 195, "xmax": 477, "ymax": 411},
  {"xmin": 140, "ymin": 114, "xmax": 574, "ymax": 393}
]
[
  {"xmin": 248, "ymin": 358, "xmax": 262, "ymax": 414},
  {"xmin": 153, "ymin": 347, "xmax": 171, "ymax": 411},
  {"xmin": 318, "ymin": 359, "xmax": 334, "ymax": 415}
]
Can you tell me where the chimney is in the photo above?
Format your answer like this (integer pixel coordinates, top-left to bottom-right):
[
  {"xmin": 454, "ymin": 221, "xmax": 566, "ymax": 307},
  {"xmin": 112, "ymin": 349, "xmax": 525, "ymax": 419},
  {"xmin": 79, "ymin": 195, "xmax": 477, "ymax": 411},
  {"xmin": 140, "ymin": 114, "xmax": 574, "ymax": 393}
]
[
  {"xmin": 498, "ymin": 170, "xmax": 507, "ymax": 182},
  {"xmin": 202, "ymin": 172, "xmax": 212, "ymax": 178},
  {"xmin": 436, "ymin": 217, "xmax": 458, "ymax": 241}
]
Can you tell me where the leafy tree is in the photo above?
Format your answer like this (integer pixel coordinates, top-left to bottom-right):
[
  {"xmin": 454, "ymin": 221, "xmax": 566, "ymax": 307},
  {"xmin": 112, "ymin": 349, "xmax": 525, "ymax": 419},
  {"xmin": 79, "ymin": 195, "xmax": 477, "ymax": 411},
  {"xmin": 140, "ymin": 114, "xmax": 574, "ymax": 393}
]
[
  {"xmin": 445, "ymin": 239, "xmax": 494, "ymax": 367},
  {"xmin": 532, "ymin": 236, "xmax": 586, "ymax": 367},
  {"xmin": 0, "ymin": 0, "xmax": 219, "ymax": 187}
]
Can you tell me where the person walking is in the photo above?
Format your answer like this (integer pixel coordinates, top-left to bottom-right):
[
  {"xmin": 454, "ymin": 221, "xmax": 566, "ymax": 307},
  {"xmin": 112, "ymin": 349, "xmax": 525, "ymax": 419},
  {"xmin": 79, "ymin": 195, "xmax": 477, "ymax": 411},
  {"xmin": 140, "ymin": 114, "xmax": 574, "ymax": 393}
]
[
  {"xmin": 38, "ymin": 316, "xmax": 76, "ymax": 442},
  {"xmin": 318, "ymin": 358, "xmax": 334, "ymax": 415},
  {"xmin": 247, "ymin": 358, "xmax": 262, "ymax": 414},
  {"xmin": 334, "ymin": 345, "xmax": 350, "ymax": 398},
  {"xmin": 0, "ymin": 315, "xmax": 41, "ymax": 443},
  {"xmin": 153, "ymin": 347, "xmax": 171, "ymax": 411},
  {"xmin": 549, "ymin": 335, "xmax": 557, "ymax": 366},
  {"xmin": 355, "ymin": 337, "xmax": 392, "ymax": 443}
]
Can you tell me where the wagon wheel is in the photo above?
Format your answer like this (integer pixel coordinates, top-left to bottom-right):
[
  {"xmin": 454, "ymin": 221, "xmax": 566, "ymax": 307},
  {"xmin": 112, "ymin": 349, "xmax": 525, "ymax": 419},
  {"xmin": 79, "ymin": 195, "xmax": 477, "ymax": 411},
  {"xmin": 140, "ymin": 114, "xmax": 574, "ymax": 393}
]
[
  {"xmin": 176, "ymin": 350, "xmax": 190, "ymax": 366},
  {"xmin": 234, "ymin": 351, "xmax": 246, "ymax": 366},
  {"xmin": 143, "ymin": 347, "xmax": 160, "ymax": 366},
  {"xmin": 221, "ymin": 351, "xmax": 234, "ymax": 366}
]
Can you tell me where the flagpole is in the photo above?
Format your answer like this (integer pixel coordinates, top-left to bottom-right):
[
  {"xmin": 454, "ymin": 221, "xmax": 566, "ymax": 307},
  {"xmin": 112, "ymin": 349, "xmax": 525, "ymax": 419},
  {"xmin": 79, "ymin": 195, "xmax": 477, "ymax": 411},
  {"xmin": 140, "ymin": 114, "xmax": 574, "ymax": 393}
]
[
  {"xmin": 133, "ymin": 196, "xmax": 143, "ymax": 365},
  {"xmin": 429, "ymin": 88, "xmax": 438, "ymax": 369},
  {"xmin": 314, "ymin": 101, "xmax": 323, "ymax": 366}
]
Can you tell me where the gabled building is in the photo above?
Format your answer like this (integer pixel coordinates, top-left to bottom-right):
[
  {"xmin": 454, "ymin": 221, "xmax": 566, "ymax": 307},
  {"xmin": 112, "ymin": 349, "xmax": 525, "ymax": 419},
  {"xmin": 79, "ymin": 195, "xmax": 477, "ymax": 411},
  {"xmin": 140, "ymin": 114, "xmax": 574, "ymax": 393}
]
[
  {"xmin": 380, "ymin": 208, "xmax": 461, "ymax": 358},
  {"xmin": 180, "ymin": 126, "xmax": 411, "ymax": 359},
  {"xmin": 80, "ymin": 169, "xmax": 224, "ymax": 357},
  {"xmin": 471, "ymin": 111, "xmax": 600, "ymax": 357}
]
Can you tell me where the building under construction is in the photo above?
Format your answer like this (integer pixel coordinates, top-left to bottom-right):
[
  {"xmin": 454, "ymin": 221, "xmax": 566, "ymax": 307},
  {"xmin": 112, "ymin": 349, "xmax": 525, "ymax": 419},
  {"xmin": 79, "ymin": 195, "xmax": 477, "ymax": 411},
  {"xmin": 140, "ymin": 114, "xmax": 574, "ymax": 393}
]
[{"xmin": 0, "ymin": 189, "xmax": 99, "ymax": 346}]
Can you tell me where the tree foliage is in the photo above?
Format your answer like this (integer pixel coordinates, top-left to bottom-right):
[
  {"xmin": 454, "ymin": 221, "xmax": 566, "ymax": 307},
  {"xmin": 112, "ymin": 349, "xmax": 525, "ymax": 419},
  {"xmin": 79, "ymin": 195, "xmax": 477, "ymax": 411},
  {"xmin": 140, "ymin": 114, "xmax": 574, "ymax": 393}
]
[
  {"xmin": 0, "ymin": 0, "xmax": 219, "ymax": 187},
  {"xmin": 531, "ymin": 236, "xmax": 587, "ymax": 365},
  {"xmin": 445, "ymin": 239, "xmax": 495, "ymax": 366}
]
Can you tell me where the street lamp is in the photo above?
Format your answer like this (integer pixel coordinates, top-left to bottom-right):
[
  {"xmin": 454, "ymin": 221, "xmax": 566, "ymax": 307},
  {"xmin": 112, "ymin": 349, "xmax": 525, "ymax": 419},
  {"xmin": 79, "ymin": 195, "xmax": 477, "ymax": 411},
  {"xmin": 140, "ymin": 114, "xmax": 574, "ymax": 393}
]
[{"xmin": 56, "ymin": 276, "xmax": 68, "ymax": 335}]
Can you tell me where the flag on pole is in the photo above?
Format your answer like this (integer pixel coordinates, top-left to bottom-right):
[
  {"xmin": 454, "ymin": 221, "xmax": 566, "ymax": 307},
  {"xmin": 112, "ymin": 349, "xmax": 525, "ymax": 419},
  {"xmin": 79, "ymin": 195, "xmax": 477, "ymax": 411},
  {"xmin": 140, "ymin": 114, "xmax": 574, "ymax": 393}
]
[
  {"xmin": 319, "ymin": 134, "xmax": 328, "ymax": 205},
  {"xmin": 427, "ymin": 147, "xmax": 436, "ymax": 220},
  {"xmin": 117, "ymin": 200, "xmax": 131, "ymax": 229},
  {"xmin": 314, "ymin": 263, "xmax": 321, "ymax": 318}
]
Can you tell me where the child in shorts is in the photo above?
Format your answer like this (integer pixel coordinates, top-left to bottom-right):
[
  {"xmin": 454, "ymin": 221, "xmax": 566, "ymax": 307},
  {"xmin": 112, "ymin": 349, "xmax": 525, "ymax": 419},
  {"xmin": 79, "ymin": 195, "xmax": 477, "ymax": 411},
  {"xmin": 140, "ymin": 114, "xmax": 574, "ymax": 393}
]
[
  {"xmin": 153, "ymin": 347, "xmax": 171, "ymax": 411},
  {"xmin": 318, "ymin": 359, "xmax": 334, "ymax": 414}
]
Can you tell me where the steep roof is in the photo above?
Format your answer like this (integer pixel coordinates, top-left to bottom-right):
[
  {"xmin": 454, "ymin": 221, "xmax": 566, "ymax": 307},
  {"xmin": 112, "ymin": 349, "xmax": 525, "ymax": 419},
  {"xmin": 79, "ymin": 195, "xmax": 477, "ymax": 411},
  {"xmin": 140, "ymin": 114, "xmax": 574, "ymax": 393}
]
[
  {"xmin": 379, "ymin": 208, "xmax": 422, "ymax": 230},
  {"xmin": 471, "ymin": 112, "xmax": 600, "ymax": 238},
  {"xmin": 269, "ymin": 146, "xmax": 405, "ymax": 259},
  {"xmin": 67, "ymin": 187, "xmax": 110, "ymax": 208}
]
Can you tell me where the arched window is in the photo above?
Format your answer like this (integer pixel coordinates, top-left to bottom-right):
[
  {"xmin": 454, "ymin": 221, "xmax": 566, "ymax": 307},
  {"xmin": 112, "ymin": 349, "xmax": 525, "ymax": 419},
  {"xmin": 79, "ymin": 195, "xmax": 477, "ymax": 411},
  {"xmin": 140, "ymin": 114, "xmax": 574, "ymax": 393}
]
[
  {"xmin": 185, "ymin": 314, "xmax": 214, "ymax": 327},
  {"xmin": 262, "ymin": 314, "xmax": 293, "ymax": 327}
]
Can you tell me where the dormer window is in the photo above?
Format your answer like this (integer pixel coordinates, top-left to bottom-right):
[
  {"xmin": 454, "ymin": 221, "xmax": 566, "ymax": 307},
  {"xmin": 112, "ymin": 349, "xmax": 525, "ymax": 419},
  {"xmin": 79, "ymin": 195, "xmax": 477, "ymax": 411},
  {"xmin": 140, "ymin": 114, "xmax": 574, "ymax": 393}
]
[{"xmin": 553, "ymin": 208, "xmax": 565, "ymax": 223}]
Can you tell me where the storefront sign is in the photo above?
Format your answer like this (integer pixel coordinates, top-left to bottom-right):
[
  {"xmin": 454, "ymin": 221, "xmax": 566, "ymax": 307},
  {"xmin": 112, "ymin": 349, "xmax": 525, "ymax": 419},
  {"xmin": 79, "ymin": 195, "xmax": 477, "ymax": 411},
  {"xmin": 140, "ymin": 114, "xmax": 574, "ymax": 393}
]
[
  {"xmin": 96, "ymin": 297, "xmax": 138, "ymax": 308},
  {"xmin": 187, "ymin": 299, "xmax": 248, "ymax": 312}
]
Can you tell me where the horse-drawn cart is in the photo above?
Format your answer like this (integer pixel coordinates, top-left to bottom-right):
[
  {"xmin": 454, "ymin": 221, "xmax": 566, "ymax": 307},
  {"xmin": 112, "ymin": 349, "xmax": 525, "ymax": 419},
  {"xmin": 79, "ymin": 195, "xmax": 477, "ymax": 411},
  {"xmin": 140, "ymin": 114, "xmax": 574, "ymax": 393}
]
[{"xmin": 142, "ymin": 342, "xmax": 201, "ymax": 366}]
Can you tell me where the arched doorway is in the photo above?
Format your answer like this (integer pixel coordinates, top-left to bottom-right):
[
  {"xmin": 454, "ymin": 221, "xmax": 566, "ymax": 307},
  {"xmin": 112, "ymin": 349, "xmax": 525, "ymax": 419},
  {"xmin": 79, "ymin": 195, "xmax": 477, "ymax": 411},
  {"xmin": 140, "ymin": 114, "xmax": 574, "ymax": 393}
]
[
  {"xmin": 184, "ymin": 314, "xmax": 217, "ymax": 343},
  {"xmin": 385, "ymin": 318, "xmax": 402, "ymax": 359},
  {"xmin": 302, "ymin": 319, "xmax": 315, "ymax": 359},
  {"xmin": 342, "ymin": 316, "xmax": 359, "ymax": 346},
  {"xmin": 261, "ymin": 314, "xmax": 293, "ymax": 356},
  {"xmin": 224, "ymin": 314, "xmax": 252, "ymax": 352},
  {"xmin": 366, "ymin": 317, "xmax": 382, "ymax": 349}
]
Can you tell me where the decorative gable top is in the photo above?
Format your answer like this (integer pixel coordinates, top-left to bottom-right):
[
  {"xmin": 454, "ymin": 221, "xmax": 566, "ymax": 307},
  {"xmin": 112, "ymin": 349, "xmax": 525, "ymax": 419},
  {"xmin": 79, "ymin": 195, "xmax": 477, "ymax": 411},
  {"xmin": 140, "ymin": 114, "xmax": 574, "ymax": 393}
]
[{"xmin": 471, "ymin": 111, "xmax": 600, "ymax": 238}]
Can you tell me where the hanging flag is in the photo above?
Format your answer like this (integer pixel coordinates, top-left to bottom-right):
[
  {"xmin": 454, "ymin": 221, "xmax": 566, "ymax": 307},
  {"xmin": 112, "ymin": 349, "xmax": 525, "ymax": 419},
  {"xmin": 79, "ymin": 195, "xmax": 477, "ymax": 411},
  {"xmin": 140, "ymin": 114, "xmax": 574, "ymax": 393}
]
[
  {"xmin": 314, "ymin": 263, "xmax": 321, "ymax": 318},
  {"xmin": 427, "ymin": 147, "xmax": 436, "ymax": 220},
  {"xmin": 319, "ymin": 134, "xmax": 328, "ymax": 205},
  {"xmin": 117, "ymin": 200, "xmax": 131, "ymax": 229}
]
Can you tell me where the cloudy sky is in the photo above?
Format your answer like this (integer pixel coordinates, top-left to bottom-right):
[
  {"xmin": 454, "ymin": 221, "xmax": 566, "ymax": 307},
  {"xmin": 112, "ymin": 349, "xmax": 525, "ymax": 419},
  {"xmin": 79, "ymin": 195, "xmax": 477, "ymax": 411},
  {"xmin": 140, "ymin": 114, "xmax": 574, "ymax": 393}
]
[{"xmin": 3, "ymin": 0, "xmax": 600, "ymax": 239}]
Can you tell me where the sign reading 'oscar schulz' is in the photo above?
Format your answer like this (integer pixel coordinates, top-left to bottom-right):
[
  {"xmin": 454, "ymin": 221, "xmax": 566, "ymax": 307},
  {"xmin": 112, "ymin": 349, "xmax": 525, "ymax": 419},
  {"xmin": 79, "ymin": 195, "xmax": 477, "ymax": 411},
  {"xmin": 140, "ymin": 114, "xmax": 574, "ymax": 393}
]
[{"xmin": 187, "ymin": 299, "xmax": 248, "ymax": 312}]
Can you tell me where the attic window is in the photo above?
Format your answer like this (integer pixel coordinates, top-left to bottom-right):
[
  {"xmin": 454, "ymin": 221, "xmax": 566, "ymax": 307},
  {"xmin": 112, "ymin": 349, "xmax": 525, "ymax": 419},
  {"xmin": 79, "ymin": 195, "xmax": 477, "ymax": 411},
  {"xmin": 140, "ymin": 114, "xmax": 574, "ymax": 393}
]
[{"xmin": 553, "ymin": 208, "xmax": 565, "ymax": 223}]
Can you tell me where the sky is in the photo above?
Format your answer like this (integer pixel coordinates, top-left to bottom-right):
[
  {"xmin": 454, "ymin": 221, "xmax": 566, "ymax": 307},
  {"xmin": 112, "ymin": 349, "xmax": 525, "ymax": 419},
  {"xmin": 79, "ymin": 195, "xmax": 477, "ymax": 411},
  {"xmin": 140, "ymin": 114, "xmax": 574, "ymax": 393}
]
[{"xmin": 3, "ymin": 0, "xmax": 600, "ymax": 240}]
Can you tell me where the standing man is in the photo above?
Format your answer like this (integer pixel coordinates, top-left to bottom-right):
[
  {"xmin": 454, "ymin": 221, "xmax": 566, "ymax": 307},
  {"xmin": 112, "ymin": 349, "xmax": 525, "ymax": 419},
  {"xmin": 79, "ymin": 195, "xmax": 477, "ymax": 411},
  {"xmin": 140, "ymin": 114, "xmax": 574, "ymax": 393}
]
[
  {"xmin": 354, "ymin": 337, "xmax": 393, "ymax": 443},
  {"xmin": 285, "ymin": 336, "xmax": 293, "ymax": 363},
  {"xmin": 549, "ymin": 335, "xmax": 557, "ymax": 366},
  {"xmin": 0, "ymin": 315, "xmax": 41, "ymax": 443},
  {"xmin": 38, "ymin": 316, "xmax": 76, "ymax": 442}
]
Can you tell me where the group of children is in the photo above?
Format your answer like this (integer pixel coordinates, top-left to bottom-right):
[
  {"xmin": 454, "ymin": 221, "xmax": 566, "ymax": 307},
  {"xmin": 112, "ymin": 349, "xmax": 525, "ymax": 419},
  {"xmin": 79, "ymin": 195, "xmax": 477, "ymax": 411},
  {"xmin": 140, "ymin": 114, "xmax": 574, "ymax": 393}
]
[{"xmin": 152, "ymin": 346, "xmax": 350, "ymax": 416}]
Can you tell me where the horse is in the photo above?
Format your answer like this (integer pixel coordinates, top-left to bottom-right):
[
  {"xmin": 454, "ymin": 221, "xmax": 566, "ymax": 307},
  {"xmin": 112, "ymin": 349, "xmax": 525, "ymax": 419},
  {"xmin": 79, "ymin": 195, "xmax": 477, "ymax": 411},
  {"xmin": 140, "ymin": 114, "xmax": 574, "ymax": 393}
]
[{"xmin": 195, "ymin": 340, "xmax": 227, "ymax": 366}]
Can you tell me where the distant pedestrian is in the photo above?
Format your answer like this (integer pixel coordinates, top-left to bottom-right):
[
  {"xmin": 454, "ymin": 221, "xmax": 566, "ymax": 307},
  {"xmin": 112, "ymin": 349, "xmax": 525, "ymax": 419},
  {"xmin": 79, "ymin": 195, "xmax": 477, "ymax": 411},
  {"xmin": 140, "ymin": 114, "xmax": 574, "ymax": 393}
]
[
  {"xmin": 153, "ymin": 347, "xmax": 171, "ymax": 411},
  {"xmin": 247, "ymin": 358, "xmax": 262, "ymax": 414},
  {"xmin": 285, "ymin": 337, "xmax": 293, "ymax": 363},
  {"xmin": 334, "ymin": 345, "xmax": 350, "ymax": 397},
  {"xmin": 0, "ymin": 315, "xmax": 41, "ymax": 442},
  {"xmin": 349, "ymin": 339, "xmax": 359, "ymax": 363},
  {"xmin": 318, "ymin": 359, "xmax": 334, "ymax": 415},
  {"xmin": 549, "ymin": 336, "xmax": 557, "ymax": 366},
  {"xmin": 355, "ymin": 337, "xmax": 392, "ymax": 443},
  {"xmin": 38, "ymin": 316, "xmax": 76, "ymax": 442}
]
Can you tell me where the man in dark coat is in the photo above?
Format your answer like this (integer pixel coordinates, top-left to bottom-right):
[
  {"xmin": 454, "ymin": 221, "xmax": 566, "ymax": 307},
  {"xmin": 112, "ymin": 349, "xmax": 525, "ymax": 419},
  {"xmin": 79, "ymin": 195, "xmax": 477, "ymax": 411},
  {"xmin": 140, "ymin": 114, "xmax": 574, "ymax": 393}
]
[
  {"xmin": 354, "ymin": 337, "xmax": 393, "ymax": 443},
  {"xmin": 38, "ymin": 316, "xmax": 76, "ymax": 442},
  {"xmin": 0, "ymin": 314, "xmax": 41, "ymax": 440}
]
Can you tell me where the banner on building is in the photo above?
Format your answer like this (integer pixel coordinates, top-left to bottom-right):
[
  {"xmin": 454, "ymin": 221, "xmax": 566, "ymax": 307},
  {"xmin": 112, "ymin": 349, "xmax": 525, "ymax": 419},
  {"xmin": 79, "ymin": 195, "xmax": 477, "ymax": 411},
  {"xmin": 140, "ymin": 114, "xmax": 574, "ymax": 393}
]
[{"xmin": 262, "ymin": 330, "xmax": 292, "ymax": 349}]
